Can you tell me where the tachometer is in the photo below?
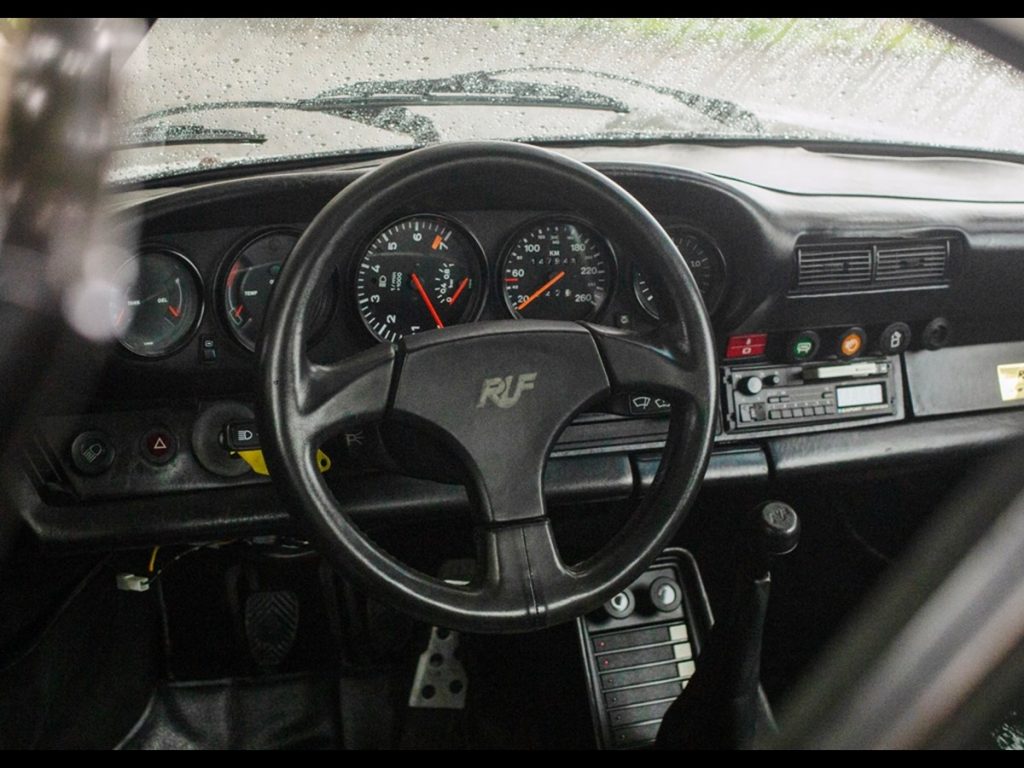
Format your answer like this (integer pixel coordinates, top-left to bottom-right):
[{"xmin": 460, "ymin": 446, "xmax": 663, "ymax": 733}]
[
  {"xmin": 109, "ymin": 250, "xmax": 202, "ymax": 358},
  {"xmin": 354, "ymin": 215, "xmax": 483, "ymax": 343},
  {"xmin": 500, "ymin": 219, "xmax": 613, "ymax": 321},
  {"xmin": 222, "ymin": 230, "xmax": 334, "ymax": 352},
  {"xmin": 633, "ymin": 229, "xmax": 726, "ymax": 319}
]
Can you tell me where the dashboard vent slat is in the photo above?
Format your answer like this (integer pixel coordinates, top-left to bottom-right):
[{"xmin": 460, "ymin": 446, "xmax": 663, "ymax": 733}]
[
  {"xmin": 875, "ymin": 240, "xmax": 949, "ymax": 284},
  {"xmin": 792, "ymin": 235, "xmax": 957, "ymax": 295},
  {"xmin": 795, "ymin": 246, "xmax": 872, "ymax": 291}
]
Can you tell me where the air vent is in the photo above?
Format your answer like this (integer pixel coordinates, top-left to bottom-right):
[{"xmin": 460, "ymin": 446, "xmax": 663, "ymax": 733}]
[
  {"xmin": 875, "ymin": 240, "xmax": 949, "ymax": 285},
  {"xmin": 792, "ymin": 235, "xmax": 959, "ymax": 295},
  {"xmin": 795, "ymin": 244, "xmax": 873, "ymax": 291}
]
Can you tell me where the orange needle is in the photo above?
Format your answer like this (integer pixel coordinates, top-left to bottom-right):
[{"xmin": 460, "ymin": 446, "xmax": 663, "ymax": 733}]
[
  {"xmin": 447, "ymin": 277, "xmax": 469, "ymax": 305},
  {"xmin": 410, "ymin": 272, "xmax": 444, "ymax": 329},
  {"xmin": 515, "ymin": 270, "xmax": 566, "ymax": 312}
]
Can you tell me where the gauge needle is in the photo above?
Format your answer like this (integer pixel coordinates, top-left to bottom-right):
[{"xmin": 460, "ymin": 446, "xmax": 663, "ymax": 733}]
[
  {"xmin": 515, "ymin": 270, "xmax": 566, "ymax": 312},
  {"xmin": 447, "ymin": 277, "xmax": 469, "ymax": 306},
  {"xmin": 410, "ymin": 272, "xmax": 445, "ymax": 329}
]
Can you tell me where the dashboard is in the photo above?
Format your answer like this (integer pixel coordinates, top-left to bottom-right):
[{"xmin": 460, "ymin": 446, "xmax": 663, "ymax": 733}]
[{"xmin": 10, "ymin": 142, "xmax": 1024, "ymax": 547}]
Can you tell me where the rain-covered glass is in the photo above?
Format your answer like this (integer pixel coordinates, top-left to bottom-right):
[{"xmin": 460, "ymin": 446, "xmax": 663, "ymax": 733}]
[{"xmin": 112, "ymin": 18, "xmax": 1024, "ymax": 183}]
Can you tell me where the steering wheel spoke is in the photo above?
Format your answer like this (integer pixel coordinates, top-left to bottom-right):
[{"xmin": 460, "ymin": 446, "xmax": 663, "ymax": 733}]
[
  {"xmin": 477, "ymin": 519, "xmax": 570, "ymax": 623},
  {"xmin": 584, "ymin": 324, "xmax": 710, "ymax": 405},
  {"xmin": 296, "ymin": 343, "xmax": 398, "ymax": 444}
]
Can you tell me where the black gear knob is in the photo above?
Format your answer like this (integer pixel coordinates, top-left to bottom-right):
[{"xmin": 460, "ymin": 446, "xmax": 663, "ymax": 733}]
[{"xmin": 751, "ymin": 501, "xmax": 800, "ymax": 575}]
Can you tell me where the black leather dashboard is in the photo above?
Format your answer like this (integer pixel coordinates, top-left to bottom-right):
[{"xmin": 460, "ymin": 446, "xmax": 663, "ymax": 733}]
[{"xmin": 10, "ymin": 142, "xmax": 1024, "ymax": 546}]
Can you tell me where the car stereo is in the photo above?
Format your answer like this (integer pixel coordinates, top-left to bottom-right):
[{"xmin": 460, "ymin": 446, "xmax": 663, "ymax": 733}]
[{"xmin": 723, "ymin": 357, "xmax": 898, "ymax": 432}]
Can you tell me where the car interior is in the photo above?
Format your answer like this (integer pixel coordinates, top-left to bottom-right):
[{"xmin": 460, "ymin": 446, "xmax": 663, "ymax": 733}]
[{"xmin": 1, "ymin": 17, "xmax": 1024, "ymax": 750}]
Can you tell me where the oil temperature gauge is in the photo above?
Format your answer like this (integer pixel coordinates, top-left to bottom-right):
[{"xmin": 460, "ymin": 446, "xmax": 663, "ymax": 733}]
[{"xmin": 222, "ymin": 230, "xmax": 334, "ymax": 352}]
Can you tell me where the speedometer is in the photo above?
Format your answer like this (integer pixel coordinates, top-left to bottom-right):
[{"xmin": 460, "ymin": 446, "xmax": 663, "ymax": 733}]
[{"xmin": 500, "ymin": 219, "xmax": 613, "ymax": 321}]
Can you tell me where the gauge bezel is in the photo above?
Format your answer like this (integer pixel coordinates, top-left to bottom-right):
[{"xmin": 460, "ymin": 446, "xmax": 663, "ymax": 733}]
[
  {"xmin": 218, "ymin": 227, "xmax": 337, "ymax": 353},
  {"xmin": 112, "ymin": 247, "xmax": 204, "ymax": 360},
  {"xmin": 663, "ymin": 225, "xmax": 728, "ymax": 314},
  {"xmin": 632, "ymin": 266, "xmax": 661, "ymax": 321},
  {"xmin": 498, "ymin": 215, "xmax": 617, "ymax": 322},
  {"xmin": 352, "ymin": 213, "xmax": 488, "ymax": 344}
]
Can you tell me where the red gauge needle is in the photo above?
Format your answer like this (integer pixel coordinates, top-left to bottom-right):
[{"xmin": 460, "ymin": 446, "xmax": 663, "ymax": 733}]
[
  {"xmin": 515, "ymin": 270, "xmax": 566, "ymax": 312},
  {"xmin": 168, "ymin": 305, "xmax": 181, "ymax": 319},
  {"xmin": 447, "ymin": 277, "xmax": 469, "ymax": 306},
  {"xmin": 410, "ymin": 273, "xmax": 445, "ymax": 329}
]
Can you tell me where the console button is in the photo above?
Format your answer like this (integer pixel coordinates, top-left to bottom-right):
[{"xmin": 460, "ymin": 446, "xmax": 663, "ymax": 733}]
[
  {"xmin": 650, "ymin": 577, "xmax": 683, "ymax": 612},
  {"xmin": 788, "ymin": 330, "xmax": 820, "ymax": 362},
  {"xmin": 142, "ymin": 429, "xmax": 176, "ymax": 464},
  {"xmin": 70, "ymin": 430, "xmax": 115, "ymax": 476},
  {"xmin": 839, "ymin": 327, "xmax": 866, "ymax": 358},
  {"xmin": 604, "ymin": 590, "xmax": 636, "ymax": 620},
  {"xmin": 922, "ymin": 317, "xmax": 952, "ymax": 350},
  {"xmin": 725, "ymin": 333, "xmax": 767, "ymax": 359},
  {"xmin": 878, "ymin": 322, "xmax": 911, "ymax": 354}
]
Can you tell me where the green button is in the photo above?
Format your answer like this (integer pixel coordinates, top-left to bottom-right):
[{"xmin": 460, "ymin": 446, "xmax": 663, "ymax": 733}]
[{"xmin": 788, "ymin": 330, "xmax": 820, "ymax": 362}]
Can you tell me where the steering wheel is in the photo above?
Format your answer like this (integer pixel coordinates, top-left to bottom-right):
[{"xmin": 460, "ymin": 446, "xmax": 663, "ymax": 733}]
[{"xmin": 259, "ymin": 141, "xmax": 717, "ymax": 633}]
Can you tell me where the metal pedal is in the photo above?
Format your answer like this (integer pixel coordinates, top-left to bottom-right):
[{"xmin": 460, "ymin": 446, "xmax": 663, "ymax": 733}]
[
  {"xmin": 244, "ymin": 590, "xmax": 299, "ymax": 667},
  {"xmin": 408, "ymin": 626, "xmax": 468, "ymax": 709}
]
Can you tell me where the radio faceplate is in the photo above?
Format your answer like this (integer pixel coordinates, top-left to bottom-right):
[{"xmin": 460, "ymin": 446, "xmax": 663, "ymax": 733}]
[{"xmin": 723, "ymin": 357, "xmax": 901, "ymax": 435}]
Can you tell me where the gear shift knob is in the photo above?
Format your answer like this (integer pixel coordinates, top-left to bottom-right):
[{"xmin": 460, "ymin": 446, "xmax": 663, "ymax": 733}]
[{"xmin": 752, "ymin": 501, "xmax": 800, "ymax": 571}]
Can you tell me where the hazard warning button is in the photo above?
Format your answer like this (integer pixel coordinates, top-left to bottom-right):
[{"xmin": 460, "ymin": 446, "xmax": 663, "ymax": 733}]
[{"xmin": 142, "ymin": 429, "xmax": 177, "ymax": 465}]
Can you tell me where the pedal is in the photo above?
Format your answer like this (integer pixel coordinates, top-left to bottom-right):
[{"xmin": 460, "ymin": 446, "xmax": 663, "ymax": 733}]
[
  {"xmin": 408, "ymin": 626, "xmax": 467, "ymax": 709},
  {"xmin": 244, "ymin": 590, "xmax": 299, "ymax": 668}
]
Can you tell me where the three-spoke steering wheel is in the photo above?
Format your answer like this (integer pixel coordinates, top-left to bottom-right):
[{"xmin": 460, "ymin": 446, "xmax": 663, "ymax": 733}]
[{"xmin": 259, "ymin": 142, "xmax": 717, "ymax": 633}]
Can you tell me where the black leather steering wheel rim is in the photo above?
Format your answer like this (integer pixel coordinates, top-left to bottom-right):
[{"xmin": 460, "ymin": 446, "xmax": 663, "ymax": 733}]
[{"xmin": 259, "ymin": 141, "xmax": 717, "ymax": 633}]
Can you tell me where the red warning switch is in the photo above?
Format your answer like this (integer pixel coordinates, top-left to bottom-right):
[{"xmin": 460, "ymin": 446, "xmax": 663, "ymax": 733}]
[
  {"xmin": 725, "ymin": 333, "xmax": 768, "ymax": 359},
  {"xmin": 142, "ymin": 430, "xmax": 176, "ymax": 464}
]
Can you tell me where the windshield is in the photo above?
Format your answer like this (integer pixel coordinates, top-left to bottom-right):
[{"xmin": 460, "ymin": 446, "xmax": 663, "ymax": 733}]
[{"xmin": 112, "ymin": 18, "xmax": 1024, "ymax": 183}]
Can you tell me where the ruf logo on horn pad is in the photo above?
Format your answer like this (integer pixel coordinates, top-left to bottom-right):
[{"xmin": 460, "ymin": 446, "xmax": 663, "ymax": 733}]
[{"xmin": 477, "ymin": 372, "xmax": 537, "ymax": 409}]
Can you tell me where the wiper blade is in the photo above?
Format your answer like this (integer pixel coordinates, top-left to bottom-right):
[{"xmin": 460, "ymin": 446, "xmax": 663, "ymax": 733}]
[
  {"xmin": 311, "ymin": 71, "xmax": 630, "ymax": 113},
  {"xmin": 486, "ymin": 66, "xmax": 765, "ymax": 133},
  {"xmin": 117, "ymin": 123, "xmax": 267, "ymax": 149},
  {"xmin": 128, "ymin": 71, "xmax": 631, "ymax": 145}
]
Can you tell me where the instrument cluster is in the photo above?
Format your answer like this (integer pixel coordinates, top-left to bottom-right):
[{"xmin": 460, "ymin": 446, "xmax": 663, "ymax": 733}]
[{"xmin": 107, "ymin": 212, "xmax": 728, "ymax": 358}]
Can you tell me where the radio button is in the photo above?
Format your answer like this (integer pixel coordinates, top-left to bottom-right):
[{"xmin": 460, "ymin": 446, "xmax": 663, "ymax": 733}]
[{"xmin": 768, "ymin": 411, "xmax": 781, "ymax": 420}]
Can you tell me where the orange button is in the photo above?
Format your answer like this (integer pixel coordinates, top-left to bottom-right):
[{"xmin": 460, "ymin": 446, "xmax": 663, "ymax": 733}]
[{"xmin": 839, "ymin": 328, "xmax": 865, "ymax": 358}]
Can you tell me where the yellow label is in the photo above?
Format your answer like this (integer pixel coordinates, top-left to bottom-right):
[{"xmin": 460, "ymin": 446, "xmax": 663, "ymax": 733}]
[
  {"xmin": 236, "ymin": 449, "xmax": 332, "ymax": 476},
  {"xmin": 997, "ymin": 363, "xmax": 1024, "ymax": 402}
]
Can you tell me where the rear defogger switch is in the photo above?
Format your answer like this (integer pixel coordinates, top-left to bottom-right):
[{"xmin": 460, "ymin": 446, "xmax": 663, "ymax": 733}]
[{"xmin": 578, "ymin": 549, "xmax": 711, "ymax": 749}]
